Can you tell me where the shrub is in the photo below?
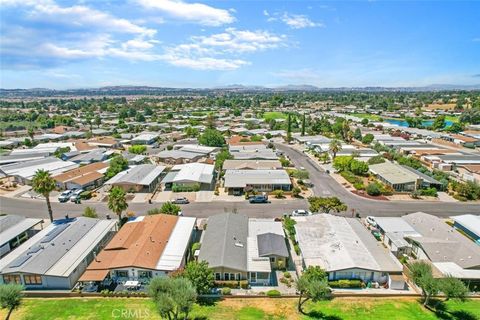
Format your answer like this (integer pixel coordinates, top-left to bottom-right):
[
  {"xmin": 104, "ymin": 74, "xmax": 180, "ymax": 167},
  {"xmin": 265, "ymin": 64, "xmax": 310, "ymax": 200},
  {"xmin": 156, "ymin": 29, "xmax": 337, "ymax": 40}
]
[
  {"xmin": 328, "ymin": 279, "xmax": 364, "ymax": 288},
  {"xmin": 420, "ymin": 187, "xmax": 438, "ymax": 197},
  {"xmin": 266, "ymin": 289, "xmax": 281, "ymax": 297},
  {"xmin": 294, "ymin": 244, "xmax": 301, "ymax": 255},
  {"xmin": 221, "ymin": 287, "xmax": 231, "ymax": 295},
  {"xmin": 172, "ymin": 183, "xmax": 200, "ymax": 192},
  {"xmin": 366, "ymin": 182, "xmax": 382, "ymax": 196},
  {"xmin": 273, "ymin": 190, "xmax": 285, "ymax": 198},
  {"xmin": 283, "ymin": 271, "xmax": 291, "ymax": 279},
  {"xmin": 292, "ymin": 187, "xmax": 301, "ymax": 197},
  {"xmin": 80, "ymin": 190, "xmax": 92, "ymax": 200},
  {"xmin": 191, "ymin": 242, "xmax": 201, "ymax": 255},
  {"xmin": 353, "ymin": 182, "xmax": 365, "ymax": 190}
]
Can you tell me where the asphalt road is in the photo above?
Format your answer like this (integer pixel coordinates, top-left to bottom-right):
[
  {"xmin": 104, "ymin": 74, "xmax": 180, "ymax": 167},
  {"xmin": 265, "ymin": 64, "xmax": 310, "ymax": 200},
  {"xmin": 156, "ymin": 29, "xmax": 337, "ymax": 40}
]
[
  {"xmin": 275, "ymin": 143, "xmax": 480, "ymax": 217},
  {"xmin": 0, "ymin": 143, "xmax": 478, "ymax": 220}
]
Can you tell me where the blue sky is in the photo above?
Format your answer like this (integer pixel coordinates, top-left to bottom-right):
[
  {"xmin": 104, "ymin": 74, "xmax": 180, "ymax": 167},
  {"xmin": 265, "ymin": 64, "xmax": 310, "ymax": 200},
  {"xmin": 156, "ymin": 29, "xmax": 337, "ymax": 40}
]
[{"xmin": 1, "ymin": 0, "xmax": 479, "ymax": 89}]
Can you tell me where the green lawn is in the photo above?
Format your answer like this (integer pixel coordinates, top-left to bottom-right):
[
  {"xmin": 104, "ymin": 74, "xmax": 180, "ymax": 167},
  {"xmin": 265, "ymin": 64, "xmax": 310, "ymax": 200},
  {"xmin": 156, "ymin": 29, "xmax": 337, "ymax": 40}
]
[
  {"xmin": 263, "ymin": 112, "xmax": 288, "ymax": 121},
  {"xmin": 444, "ymin": 115, "xmax": 460, "ymax": 123},
  {"xmin": 2, "ymin": 297, "xmax": 478, "ymax": 320}
]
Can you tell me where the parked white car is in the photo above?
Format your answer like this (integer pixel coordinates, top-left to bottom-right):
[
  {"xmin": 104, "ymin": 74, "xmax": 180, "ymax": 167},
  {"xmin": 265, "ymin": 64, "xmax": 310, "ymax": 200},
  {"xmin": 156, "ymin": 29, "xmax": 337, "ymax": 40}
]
[
  {"xmin": 365, "ymin": 216, "xmax": 377, "ymax": 227},
  {"xmin": 291, "ymin": 209, "xmax": 312, "ymax": 217},
  {"xmin": 69, "ymin": 189, "xmax": 84, "ymax": 202},
  {"xmin": 58, "ymin": 190, "xmax": 73, "ymax": 203}
]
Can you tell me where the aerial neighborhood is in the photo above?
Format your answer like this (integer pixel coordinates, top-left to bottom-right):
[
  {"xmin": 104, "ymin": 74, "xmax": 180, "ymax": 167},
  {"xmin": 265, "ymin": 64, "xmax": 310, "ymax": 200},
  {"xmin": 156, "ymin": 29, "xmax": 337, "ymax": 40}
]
[{"xmin": 0, "ymin": 89, "xmax": 479, "ymax": 319}]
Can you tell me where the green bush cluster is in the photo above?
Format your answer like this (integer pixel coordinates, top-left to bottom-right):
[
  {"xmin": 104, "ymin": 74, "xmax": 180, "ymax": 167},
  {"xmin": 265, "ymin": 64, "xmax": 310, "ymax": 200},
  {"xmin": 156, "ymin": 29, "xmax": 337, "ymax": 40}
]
[
  {"xmin": 221, "ymin": 287, "xmax": 231, "ymax": 295},
  {"xmin": 172, "ymin": 183, "xmax": 200, "ymax": 192},
  {"xmin": 328, "ymin": 279, "xmax": 365, "ymax": 288},
  {"xmin": 420, "ymin": 187, "xmax": 438, "ymax": 197},
  {"xmin": 266, "ymin": 289, "xmax": 281, "ymax": 297},
  {"xmin": 80, "ymin": 190, "xmax": 93, "ymax": 200},
  {"xmin": 214, "ymin": 280, "xmax": 248, "ymax": 289}
]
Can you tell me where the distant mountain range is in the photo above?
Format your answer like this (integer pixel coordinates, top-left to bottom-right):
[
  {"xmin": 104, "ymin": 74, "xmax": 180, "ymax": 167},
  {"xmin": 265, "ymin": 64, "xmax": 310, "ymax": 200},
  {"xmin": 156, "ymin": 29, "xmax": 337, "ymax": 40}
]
[{"xmin": 1, "ymin": 84, "xmax": 480, "ymax": 98}]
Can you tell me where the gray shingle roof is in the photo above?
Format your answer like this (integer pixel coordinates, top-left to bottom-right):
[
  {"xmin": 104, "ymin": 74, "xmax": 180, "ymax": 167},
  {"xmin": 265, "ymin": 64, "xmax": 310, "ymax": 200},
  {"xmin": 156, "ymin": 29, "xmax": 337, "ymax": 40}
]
[
  {"xmin": 198, "ymin": 213, "xmax": 248, "ymax": 271},
  {"xmin": 257, "ymin": 233, "xmax": 288, "ymax": 257}
]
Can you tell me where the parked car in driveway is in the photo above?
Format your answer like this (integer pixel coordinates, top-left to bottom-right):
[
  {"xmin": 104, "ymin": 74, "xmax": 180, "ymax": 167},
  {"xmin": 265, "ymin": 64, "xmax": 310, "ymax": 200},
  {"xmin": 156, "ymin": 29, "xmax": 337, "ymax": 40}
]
[
  {"xmin": 58, "ymin": 190, "xmax": 73, "ymax": 203},
  {"xmin": 365, "ymin": 216, "xmax": 377, "ymax": 227},
  {"xmin": 291, "ymin": 209, "xmax": 312, "ymax": 217},
  {"xmin": 172, "ymin": 197, "xmax": 189, "ymax": 204},
  {"xmin": 249, "ymin": 195, "xmax": 269, "ymax": 203},
  {"xmin": 69, "ymin": 189, "xmax": 84, "ymax": 202}
]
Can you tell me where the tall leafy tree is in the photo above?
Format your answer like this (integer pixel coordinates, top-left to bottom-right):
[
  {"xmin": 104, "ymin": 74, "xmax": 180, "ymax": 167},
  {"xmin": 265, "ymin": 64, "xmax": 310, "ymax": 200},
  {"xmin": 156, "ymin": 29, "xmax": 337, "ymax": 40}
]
[
  {"xmin": 148, "ymin": 277, "xmax": 197, "ymax": 320},
  {"xmin": 296, "ymin": 266, "xmax": 331, "ymax": 315},
  {"xmin": 439, "ymin": 276, "xmax": 469, "ymax": 301},
  {"xmin": 0, "ymin": 284, "xmax": 24, "ymax": 320},
  {"xmin": 407, "ymin": 261, "xmax": 439, "ymax": 307},
  {"xmin": 182, "ymin": 261, "xmax": 214, "ymax": 295},
  {"xmin": 308, "ymin": 196, "xmax": 347, "ymax": 213},
  {"xmin": 108, "ymin": 186, "xmax": 128, "ymax": 224},
  {"xmin": 198, "ymin": 129, "xmax": 225, "ymax": 147},
  {"xmin": 31, "ymin": 169, "xmax": 56, "ymax": 222}
]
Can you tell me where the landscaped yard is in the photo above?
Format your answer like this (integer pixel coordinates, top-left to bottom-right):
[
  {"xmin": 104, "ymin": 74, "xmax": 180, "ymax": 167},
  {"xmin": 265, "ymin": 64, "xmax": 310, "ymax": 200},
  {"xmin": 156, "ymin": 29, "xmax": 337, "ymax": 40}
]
[
  {"xmin": 263, "ymin": 111, "xmax": 288, "ymax": 121},
  {"xmin": 2, "ymin": 297, "xmax": 478, "ymax": 320},
  {"xmin": 350, "ymin": 113, "xmax": 383, "ymax": 121}
]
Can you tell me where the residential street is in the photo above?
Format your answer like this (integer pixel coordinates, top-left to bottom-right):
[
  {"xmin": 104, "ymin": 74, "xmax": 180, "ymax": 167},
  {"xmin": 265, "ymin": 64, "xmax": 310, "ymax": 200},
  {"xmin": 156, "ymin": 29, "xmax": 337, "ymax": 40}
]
[{"xmin": 0, "ymin": 143, "xmax": 479, "ymax": 221}]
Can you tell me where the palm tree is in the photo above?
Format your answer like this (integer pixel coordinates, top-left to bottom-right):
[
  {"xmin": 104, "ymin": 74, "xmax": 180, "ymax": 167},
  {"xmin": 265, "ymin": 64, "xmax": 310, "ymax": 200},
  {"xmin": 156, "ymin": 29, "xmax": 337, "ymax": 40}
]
[
  {"xmin": 328, "ymin": 139, "xmax": 342, "ymax": 159},
  {"xmin": 31, "ymin": 169, "xmax": 56, "ymax": 222},
  {"xmin": 108, "ymin": 186, "xmax": 128, "ymax": 224},
  {"xmin": 0, "ymin": 284, "xmax": 24, "ymax": 320}
]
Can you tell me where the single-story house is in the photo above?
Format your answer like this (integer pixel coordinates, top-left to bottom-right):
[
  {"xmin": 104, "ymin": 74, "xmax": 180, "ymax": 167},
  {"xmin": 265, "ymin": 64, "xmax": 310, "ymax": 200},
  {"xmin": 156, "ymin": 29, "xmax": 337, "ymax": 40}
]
[
  {"xmin": 131, "ymin": 133, "xmax": 160, "ymax": 145},
  {"xmin": 0, "ymin": 217, "xmax": 116, "ymax": 289},
  {"xmin": 370, "ymin": 216, "xmax": 421, "ymax": 257},
  {"xmin": 451, "ymin": 214, "xmax": 480, "ymax": 244},
  {"xmin": 0, "ymin": 157, "xmax": 79, "ymax": 184},
  {"xmin": 223, "ymin": 169, "xmax": 291, "ymax": 194},
  {"xmin": 106, "ymin": 164, "xmax": 166, "ymax": 192},
  {"xmin": 294, "ymin": 214, "xmax": 405, "ymax": 290},
  {"xmin": 161, "ymin": 163, "xmax": 214, "ymax": 190},
  {"xmin": 222, "ymin": 160, "xmax": 282, "ymax": 171},
  {"xmin": 0, "ymin": 152, "xmax": 50, "ymax": 165},
  {"xmin": 369, "ymin": 161, "xmax": 442, "ymax": 192},
  {"xmin": 68, "ymin": 149, "xmax": 107, "ymax": 164},
  {"xmin": 53, "ymin": 162, "xmax": 109, "ymax": 190},
  {"xmin": 0, "ymin": 215, "xmax": 44, "ymax": 258},
  {"xmin": 78, "ymin": 215, "xmax": 196, "ymax": 285},
  {"xmin": 403, "ymin": 212, "xmax": 480, "ymax": 283},
  {"xmin": 155, "ymin": 150, "xmax": 204, "ymax": 165},
  {"xmin": 198, "ymin": 213, "xmax": 288, "ymax": 286}
]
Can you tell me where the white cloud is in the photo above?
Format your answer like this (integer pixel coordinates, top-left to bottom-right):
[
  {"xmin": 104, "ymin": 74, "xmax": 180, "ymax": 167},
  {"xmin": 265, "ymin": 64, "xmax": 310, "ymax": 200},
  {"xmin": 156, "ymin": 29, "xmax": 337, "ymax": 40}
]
[
  {"xmin": 137, "ymin": 0, "xmax": 235, "ymax": 26},
  {"xmin": 159, "ymin": 28, "xmax": 285, "ymax": 70},
  {"xmin": 281, "ymin": 13, "xmax": 324, "ymax": 29}
]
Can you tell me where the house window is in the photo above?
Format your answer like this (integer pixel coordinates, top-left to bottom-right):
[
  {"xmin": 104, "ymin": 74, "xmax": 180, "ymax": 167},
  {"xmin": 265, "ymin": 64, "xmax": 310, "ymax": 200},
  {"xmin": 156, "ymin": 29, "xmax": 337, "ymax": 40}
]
[
  {"xmin": 269, "ymin": 257, "xmax": 275, "ymax": 263},
  {"xmin": 250, "ymin": 272, "xmax": 257, "ymax": 283},
  {"xmin": 138, "ymin": 271, "xmax": 152, "ymax": 278},
  {"xmin": 224, "ymin": 273, "xmax": 229, "ymax": 281},
  {"xmin": 3, "ymin": 275, "xmax": 21, "ymax": 284},
  {"xmin": 230, "ymin": 273, "xmax": 235, "ymax": 281},
  {"xmin": 236, "ymin": 273, "xmax": 241, "ymax": 281},
  {"xmin": 215, "ymin": 273, "xmax": 221, "ymax": 281},
  {"xmin": 115, "ymin": 270, "xmax": 129, "ymax": 278},
  {"xmin": 23, "ymin": 274, "xmax": 42, "ymax": 285}
]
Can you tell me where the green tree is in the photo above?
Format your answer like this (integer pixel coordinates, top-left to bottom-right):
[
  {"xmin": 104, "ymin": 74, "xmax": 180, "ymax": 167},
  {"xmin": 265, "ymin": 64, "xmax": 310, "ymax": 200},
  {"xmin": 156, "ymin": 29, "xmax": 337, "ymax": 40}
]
[
  {"xmin": 329, "ymin": 139, "xmax": 342, "ymax": 159},
  {"xmin": 108, "ymin": 186, "xmax": 128, "ymax": 224},
  {"xmin": 361, "ymin": 133, "xmax": 374, "ymax": 144},
  {"xmin": 350, "ymin": 159, "xmax": 369, "ymax": 176},
  {"xmin": 198, "ymin": 129, "xmax": 225, "ymax": 147},
  {"xmin": 105, "ymin": 156, "xmax": 128, "ymax": 180},
  {"xmin": 333, "ymin": 156, "xmax": 353, "ymax": 172},
  {"xmin": 214, "ymin": 150, "xmax": 233, "ymax": 169},
  {"xmin": 148, "ymin": 277, "xmax": 197, "ymax": 320},
  {"xmin": 318, "ymin": 152, "xmax": 330, "ymax": 164},
  {"xmin": 361, "ymin": 118, "xmax": 369, "ymax": 126},
  {"xmin": 292, "ymin": 186, "xmax": 301, "ymax": 197},
  {"xmin": 432, "ymin": 115, "xmax": 446, "ymax": 130},
  {"xmin": 366, "ymin": 182, "xmax": 382, "ymax": 196},
  {"xmin": 407, "ymin": 261, "xmax": 439, "ymax": 307},
  {"xmin": 82, "ymin": 207, "xmax": 98, "ymax": 218},
  {"xmin": 183, "ymin": 261, "xmax": 214, "ymax": 295},
  {"xmin": 301, "ymin": 113, "xmax": 306, "ymax": 136},
  {"xmin": 147, "ymin": 202, "xmax": 181, "ymax": 216},
  {"xmin": 353, "ymin": 128, "xmax": 362, "ymax": 140},
  {"xmin": 308, "ymin": 196, "xmax": 347, "ymax": 213},
  {"xmin": 439, "ymin": 276, "xmax": 469, "ymax": 301},
  {"xmin": 0, "ymin": 284, "xmax": 24, "ymax": 320},
  {"xmin": 94, "ymin": 115, "xmax": 101, "ymax": 128},
  {"xmin": 31, "ymin": 169, "xmax": 56, "ymax": 222},
  {"xmin": 296, "ymin": 266, "xmax": 331, "ymax": 315},
  {"xmin": 128, "ymin": 145, "xmax": 147, "ymax": 154}
]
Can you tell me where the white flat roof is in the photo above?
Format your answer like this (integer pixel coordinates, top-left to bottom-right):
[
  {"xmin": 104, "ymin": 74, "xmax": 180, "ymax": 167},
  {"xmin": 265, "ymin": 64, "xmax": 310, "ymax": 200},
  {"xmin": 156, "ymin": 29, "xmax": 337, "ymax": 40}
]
[
  {"xmin": 170, "ymin": 163, "xmax": 214, "ymax": 184},
  {"xmin": 155, "ymin": 217, "xmax": 196, "ymax": 271},
  {"xmin": 434, "ymin": 262, "xmax": 480, "ymax": 279},
  {"xmin": 0, "ymin": 218, "xmax": 43, "ymax": 246},
  {"xmin": 452, "ymin": 214, "xmax": 480, "ymax": 238}
]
